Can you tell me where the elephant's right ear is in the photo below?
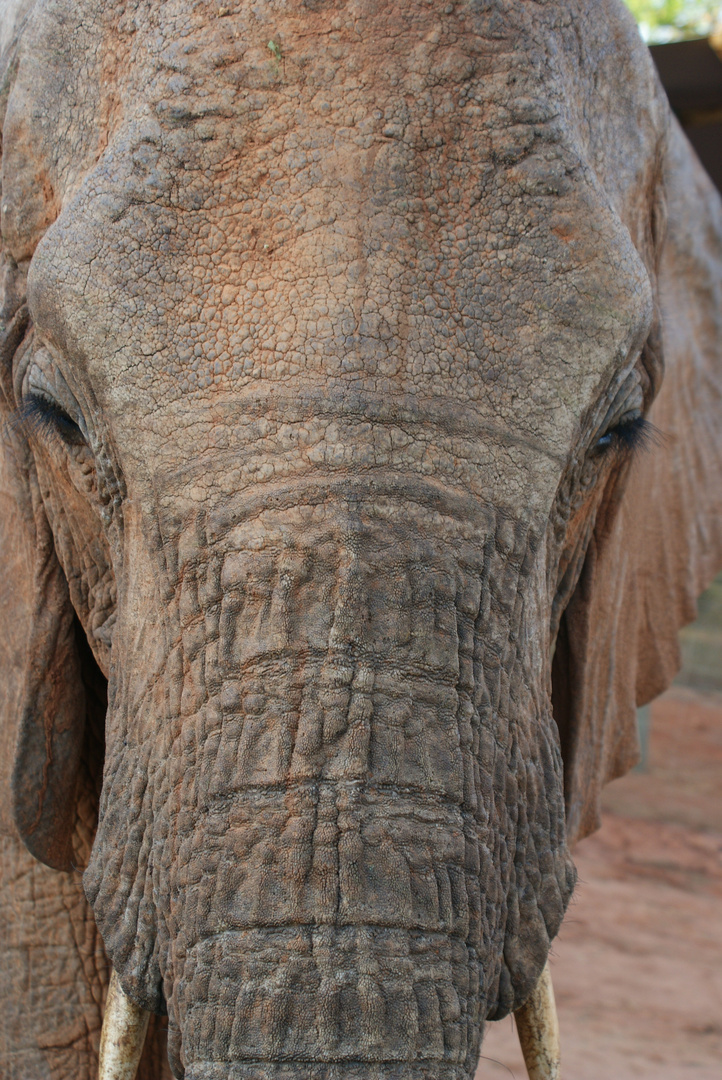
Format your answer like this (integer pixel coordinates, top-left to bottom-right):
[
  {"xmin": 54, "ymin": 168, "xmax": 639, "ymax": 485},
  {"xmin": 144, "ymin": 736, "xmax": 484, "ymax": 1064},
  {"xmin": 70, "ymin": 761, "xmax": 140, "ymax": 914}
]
[
  {"xmin": 553, "ymin": 115, "xmax": 722, "ymax": 846},
  {"xmin": 0, "ymin": 273, "xmax": 87, "ymax": 872}
]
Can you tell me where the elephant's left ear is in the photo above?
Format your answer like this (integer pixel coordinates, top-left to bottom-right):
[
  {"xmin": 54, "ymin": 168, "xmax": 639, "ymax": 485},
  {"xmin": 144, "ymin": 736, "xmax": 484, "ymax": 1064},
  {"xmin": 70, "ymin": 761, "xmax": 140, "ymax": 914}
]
[{"xmin": 553, "ymin": 115, "xmax": 722, "ymax": 845}]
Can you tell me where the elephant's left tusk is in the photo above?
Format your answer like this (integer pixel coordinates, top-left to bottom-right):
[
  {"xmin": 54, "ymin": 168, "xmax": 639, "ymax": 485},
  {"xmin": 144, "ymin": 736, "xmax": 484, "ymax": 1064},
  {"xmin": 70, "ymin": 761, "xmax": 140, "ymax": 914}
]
[
  {"xmin": 514, "ymin": 960, "xmax": 561, "ymax": 1079},
  {"xmin": 99, "ymin": 970, "xmax": 151, "ymax": 1080}
]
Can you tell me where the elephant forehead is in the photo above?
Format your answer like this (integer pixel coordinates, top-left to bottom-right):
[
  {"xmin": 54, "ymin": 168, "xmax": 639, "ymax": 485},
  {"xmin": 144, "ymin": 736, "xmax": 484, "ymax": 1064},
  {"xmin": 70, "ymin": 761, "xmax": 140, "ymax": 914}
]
[{"xmin": 19, "ymin": 0, "xmax": 654, "ymax": 502}]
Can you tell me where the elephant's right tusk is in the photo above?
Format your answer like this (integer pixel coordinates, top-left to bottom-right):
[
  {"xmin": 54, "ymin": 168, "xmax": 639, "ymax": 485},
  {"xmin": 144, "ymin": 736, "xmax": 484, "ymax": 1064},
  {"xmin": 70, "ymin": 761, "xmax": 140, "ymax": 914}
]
[
  {"xmin": 99, "ymin": 970, "xmax": 151, "ymax": 1080},
  {"xmin": 514, "ymin": 961, "xmax": 561, "ymax": 1079}
]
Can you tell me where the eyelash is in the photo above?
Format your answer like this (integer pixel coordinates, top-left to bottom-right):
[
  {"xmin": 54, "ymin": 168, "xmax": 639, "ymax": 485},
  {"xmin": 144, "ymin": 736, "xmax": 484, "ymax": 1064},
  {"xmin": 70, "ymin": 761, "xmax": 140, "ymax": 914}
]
[
  {"xmin": 11, "ymin": 394, "xmax": 86, "ymax": 446},
  {"xmin": 596, "ymin": 415, "xmax": 660, "ymax": 454}
]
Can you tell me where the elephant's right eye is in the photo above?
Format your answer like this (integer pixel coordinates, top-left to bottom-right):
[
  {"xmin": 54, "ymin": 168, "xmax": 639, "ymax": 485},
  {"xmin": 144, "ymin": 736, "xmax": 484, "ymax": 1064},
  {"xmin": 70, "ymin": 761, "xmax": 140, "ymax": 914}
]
[{"xmin": 18, "ymin": 393, "xmax": 87, "ymax": 448}]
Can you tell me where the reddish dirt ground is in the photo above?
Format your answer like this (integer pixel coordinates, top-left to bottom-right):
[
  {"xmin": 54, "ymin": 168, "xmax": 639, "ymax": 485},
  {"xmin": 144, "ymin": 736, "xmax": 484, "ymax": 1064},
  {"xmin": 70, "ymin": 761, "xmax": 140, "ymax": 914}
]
[{"xmin": 476, "ymin": 686, "xmax": 722, "ymax": 1080}]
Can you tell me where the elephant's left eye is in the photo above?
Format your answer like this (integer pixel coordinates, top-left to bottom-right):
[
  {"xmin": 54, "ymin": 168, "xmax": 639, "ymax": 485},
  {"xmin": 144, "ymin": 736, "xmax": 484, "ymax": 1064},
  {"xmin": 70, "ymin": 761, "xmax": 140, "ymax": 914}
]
[
  {"xmin": 17, "ymin": 393, "xmax": 87, "ymax": 448},
  {"xmin": 595, "ymin": 414, "xmax": 656, "ymax": 454}
]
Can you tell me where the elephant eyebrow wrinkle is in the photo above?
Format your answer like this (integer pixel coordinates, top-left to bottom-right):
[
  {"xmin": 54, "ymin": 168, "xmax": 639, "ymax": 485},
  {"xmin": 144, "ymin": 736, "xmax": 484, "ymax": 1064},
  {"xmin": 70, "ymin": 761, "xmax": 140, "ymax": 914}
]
[{"xmin": 0, "ymin": 303, "xmax": 30, "ymax": 408}]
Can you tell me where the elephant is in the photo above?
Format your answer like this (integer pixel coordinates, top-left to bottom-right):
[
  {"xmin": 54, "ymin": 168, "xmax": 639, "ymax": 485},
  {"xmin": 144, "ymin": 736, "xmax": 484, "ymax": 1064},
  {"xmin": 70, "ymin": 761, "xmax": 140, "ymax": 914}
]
[{"xmin": 0, "ymin": 0, "xmax": 721, "ymax": 1077}]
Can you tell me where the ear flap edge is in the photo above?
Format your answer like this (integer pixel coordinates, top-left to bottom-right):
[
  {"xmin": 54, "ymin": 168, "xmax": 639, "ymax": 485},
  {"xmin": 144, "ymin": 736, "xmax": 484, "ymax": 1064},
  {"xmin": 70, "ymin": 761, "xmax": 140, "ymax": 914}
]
[{"xmin": 1, "ymin": 291, "xmax": 87, "ymax": 871}]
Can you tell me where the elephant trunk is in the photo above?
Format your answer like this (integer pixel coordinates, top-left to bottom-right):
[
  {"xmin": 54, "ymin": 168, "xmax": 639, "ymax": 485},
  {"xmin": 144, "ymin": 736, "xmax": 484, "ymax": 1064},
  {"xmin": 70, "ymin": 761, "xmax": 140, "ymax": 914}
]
[
  {"xmin": 172, "ymin": 926, "xmax": 479, "ymax": 1079},
  {"xmin": 164, "ymin": 775, "xmax": 484, "ymax": 1077},
  {"xmin": 85, "ymin": 494, "xmax": 574, "ymax": 1076}
]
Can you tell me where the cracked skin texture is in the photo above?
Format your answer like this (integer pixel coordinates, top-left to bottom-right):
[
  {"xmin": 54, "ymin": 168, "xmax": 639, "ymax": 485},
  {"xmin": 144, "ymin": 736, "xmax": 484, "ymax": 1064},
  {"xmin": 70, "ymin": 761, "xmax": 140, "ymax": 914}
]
[{"xmin": 0, "ymin": 1, "xmax": 721, "ymax": 1078}]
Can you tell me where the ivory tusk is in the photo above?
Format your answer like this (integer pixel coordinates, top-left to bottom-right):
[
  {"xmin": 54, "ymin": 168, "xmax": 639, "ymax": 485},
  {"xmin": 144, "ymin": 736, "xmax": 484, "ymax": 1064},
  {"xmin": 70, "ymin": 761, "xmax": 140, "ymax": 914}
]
[
  {"xmin": 99, "ymin": 969, "xmax": 151, "ymax": 1080},
  {"xmin": 514, "ymin": 960, "xmax": 561, "ymax": 1080}
]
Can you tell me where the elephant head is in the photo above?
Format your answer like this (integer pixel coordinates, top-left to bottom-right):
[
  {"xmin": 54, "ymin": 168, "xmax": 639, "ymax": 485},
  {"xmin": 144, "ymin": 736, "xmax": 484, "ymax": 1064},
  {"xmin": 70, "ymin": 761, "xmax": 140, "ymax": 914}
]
[{"xmin": 1, "ymin": 1, "xmax": 721, "ymax": 1078}]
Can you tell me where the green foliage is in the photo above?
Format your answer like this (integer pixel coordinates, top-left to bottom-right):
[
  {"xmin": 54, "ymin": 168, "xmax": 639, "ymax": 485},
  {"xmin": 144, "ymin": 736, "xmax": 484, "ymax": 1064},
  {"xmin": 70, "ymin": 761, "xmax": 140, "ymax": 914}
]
[{"xmin": 624, "ymin": 0, "xmax": 722, "ymax": 42}]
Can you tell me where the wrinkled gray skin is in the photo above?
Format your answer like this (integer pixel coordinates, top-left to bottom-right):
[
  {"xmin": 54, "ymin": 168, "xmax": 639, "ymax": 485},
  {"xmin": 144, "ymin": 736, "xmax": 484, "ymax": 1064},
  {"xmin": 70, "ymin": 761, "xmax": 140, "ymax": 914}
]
[{"xmin": 0, "ymin": 1, "xmax": 713, "ymax": 1078}]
